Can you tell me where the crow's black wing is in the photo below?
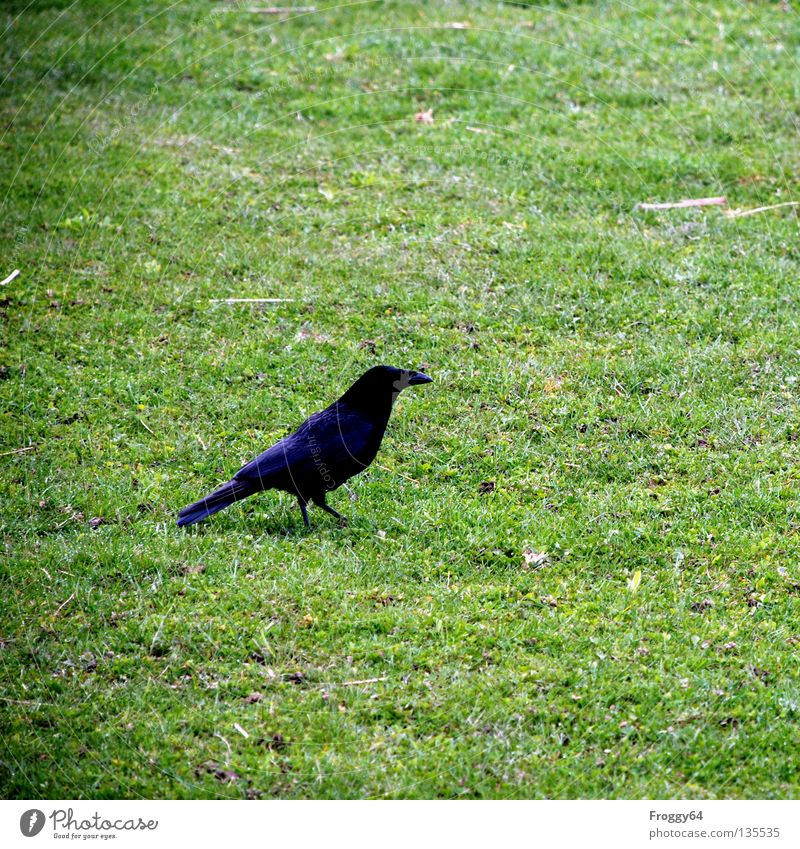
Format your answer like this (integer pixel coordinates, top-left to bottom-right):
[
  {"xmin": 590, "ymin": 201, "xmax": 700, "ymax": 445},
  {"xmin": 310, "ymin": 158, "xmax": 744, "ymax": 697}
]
[
  {"xmin": 231, "ymin": 428, "xmax": 310, "ymax": 491},
  {"xmin": 301, "ymin": 402, "xmax": 381, "ymax": 484},
  {"xmin": 233, "ymin": 402, "xmax": 379, "ymax": 494}
]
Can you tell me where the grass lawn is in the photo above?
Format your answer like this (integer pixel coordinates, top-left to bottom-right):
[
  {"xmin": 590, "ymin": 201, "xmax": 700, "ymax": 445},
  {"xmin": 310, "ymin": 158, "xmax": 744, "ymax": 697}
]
[{"xmin": 2, "ymin": 0, "xmax": 800, "ymax": 799}]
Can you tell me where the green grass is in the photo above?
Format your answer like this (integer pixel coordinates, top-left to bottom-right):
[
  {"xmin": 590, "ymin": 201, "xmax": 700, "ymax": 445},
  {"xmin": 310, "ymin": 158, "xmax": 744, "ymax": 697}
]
[{"xmin": 2, "ymin": 0, "xmax": 800, "ymax": 799}]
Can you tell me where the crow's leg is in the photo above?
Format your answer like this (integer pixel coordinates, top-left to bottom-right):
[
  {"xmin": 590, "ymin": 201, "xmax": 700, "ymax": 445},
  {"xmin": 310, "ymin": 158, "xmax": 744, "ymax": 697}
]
[
  {"xmin": 298, "ymin": 500, "xmax": 310, "ymax": 528},
  {"xmin": 312, "ymin": 495, "xmax": 347, "ymax": 526}
]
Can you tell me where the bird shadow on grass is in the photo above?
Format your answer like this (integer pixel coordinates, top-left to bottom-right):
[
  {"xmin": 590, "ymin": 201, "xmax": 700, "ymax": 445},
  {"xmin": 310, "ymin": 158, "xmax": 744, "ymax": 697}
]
[{"xmin": 176, "ymin": 502, "xmax": 356, "ymax": 537}]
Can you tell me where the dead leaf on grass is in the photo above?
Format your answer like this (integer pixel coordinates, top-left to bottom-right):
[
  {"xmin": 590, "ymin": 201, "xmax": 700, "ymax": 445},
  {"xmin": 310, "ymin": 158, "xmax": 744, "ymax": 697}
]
[
  {"xmin": 244, "ymin": 692, "xmax": 264, "ymax": 704},
  {"xmin": 258, "ymin": 733, "xmax": 286, "ymax": 750},
  {"xmin": 196, "ymin": 761, "xmax": 240, "ymax": 783}
]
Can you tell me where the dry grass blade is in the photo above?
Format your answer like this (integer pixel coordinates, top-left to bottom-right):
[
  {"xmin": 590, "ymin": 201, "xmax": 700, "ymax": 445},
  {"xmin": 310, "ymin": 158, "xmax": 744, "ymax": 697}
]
[{"xmin": 214, "ymin": 732, "xmax": 233, "ymax": 761}]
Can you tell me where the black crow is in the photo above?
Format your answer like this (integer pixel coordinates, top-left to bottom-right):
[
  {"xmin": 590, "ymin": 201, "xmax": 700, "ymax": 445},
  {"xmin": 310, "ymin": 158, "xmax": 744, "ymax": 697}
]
[{"xmin": 177, "ymin": 365, "xmax": 433, "ymax": 528}]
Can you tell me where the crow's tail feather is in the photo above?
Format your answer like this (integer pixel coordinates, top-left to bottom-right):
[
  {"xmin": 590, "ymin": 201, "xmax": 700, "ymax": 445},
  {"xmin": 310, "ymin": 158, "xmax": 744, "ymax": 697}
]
[{"xmin": 177, "ymin": 479, "xmax": 253, "ymax": 527}]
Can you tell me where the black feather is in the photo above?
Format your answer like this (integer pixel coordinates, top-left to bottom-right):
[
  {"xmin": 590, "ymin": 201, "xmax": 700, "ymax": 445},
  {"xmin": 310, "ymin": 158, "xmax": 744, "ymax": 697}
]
[{"xmin": 177, "ymin": 479, "xmax": 253, "ymax": 527}]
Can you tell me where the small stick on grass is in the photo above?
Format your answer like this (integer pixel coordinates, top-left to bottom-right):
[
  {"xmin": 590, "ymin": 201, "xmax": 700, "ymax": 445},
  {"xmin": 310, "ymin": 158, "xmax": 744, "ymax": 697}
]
[
  {"xmin": 639, "ymin": 196, "xmax": 727, "ymax": 211},
  {"xmin": 0, "ymin": 445, "xmax": 36, "ymax": 457},
  {"xmin": 725, "ymin": 200, "xmax": 800, "ymax": 219},
  {"xmin": 53, "ymin": 592, "xmax": 75, "ymax": 617},
  {"xmin": 339, "ymin": 676, "xmax": 388, "ymax": 686},
  {"xmin": 240, "ymin": 6, "xmax": 317, "ymax": 13},
  {"xmin": 0, "ymin": 269, "xmax": 20, "ymax": 286},
  {"xmin": 210, "ymin": 298, "xmax": 295, "ymax": 304}
]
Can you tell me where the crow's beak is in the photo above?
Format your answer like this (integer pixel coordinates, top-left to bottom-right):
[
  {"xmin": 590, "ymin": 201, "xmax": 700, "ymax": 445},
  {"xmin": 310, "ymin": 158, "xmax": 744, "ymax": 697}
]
[{"xmin": 407, "ymin": 371, "xmax": 433, "ymax": 386}]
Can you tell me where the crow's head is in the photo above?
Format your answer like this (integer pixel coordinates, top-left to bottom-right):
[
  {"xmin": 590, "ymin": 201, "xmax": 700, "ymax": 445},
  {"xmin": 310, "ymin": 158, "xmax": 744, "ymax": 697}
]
[{"xmin": 341, "ymin": 365, "xmax": 432, "ymax": 409}]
